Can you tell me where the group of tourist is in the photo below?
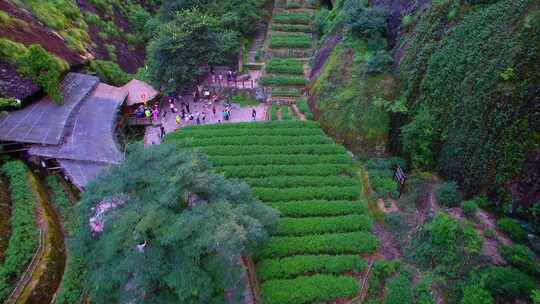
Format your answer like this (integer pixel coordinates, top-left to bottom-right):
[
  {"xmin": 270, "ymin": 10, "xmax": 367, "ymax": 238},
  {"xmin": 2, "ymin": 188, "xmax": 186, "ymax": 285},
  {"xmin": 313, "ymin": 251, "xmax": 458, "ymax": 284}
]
[{"xmin": 135, "ymin": 103, "xmax": 160, "ymax": 121}]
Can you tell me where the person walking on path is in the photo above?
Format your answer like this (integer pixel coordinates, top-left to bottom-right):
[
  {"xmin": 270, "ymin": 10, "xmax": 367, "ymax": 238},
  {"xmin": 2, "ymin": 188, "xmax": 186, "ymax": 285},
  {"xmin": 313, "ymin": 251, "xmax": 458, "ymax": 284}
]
[
  {"xmin": 252, "ymin": 108, "xmax": 257, "ymax": 121},
  {"xmin": 175, "ymin": 114, "xmax": 182, "ymax": 125},
  {"xmin": 212, "ymin": 104, "xmax": 216, "ymax": 116},
  {"xmin": 160, "ymin": 125, "xmax": 166, "ymax": 139}
]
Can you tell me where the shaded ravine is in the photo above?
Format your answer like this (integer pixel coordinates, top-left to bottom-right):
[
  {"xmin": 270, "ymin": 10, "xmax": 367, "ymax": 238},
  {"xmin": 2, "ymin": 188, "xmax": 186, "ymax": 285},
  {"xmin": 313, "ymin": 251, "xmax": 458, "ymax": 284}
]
[{"xmin": 14, "ymin": 172, "xmax": 65, "ymax": 304}]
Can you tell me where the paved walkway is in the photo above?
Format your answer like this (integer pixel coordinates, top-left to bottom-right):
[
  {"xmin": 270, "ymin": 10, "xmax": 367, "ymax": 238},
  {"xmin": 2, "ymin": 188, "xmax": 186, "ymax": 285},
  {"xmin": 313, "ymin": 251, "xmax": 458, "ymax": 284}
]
[{"xmin": 144, "ymin": 95, "xmax": 269, "ymax": 146}]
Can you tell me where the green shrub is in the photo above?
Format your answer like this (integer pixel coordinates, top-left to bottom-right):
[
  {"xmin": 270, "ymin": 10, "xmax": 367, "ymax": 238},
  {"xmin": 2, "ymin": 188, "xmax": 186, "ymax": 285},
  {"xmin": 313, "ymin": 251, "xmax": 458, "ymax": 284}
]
[
  {"xmin": 194, "ymin": 144, "xmax": 346, "ymax": 156},
  {"xmin": 384, "ymin": 273, "xmax": 413, "ymax": 304},
  {"xmin": 217, "ymin": 164, "xmax": 352, "ymax": 178},
  {"xmin": 54, "ymin": 254, "xmax": 85, "ymax": 304},
  {"xmin": 0, "ymin": 38, "xmax": 28, "ymax": 64},
  {"xmin": 276, "ymin": 214, "xmax": 371, "ymax": 236},
  {"xmin": 270, "ymin": 34, "xmax": 312, "ymax": 49},
  {"xmin": 270, "ymin": 104, "xmax": 279, "ymax": 120},
  {"xmin": 175, "ymin": 134, "xmax": 332, "ymax": 147},
  {"xmin": 175, "ymin": 125, "xmax": 323, "ymax": 138},
  {"xmin": 370, "ymin": 176, "xmax": 398, "ymax": 198},
  {"xmin": 231, "ymin": 93, "xmax": 258, "ymax": 107},
  {"xmin": 436, "ymin": 181, "xmax": 462, "ymax": 207},
  {"xmin": 460, "ymin": 285, "xmax": 493, "ymax": 304},
  {"xmin": 462, "ymin": 200, "xmax": 478, "ymax": 217},
  {"xmin": 281, "ymin": 106, "xmax": 292, "ymax": 120},
  {"xmin": 480, "ymin": 266, "xmax": 536, "ymax": 300},
  {"xmin": 272, "ymin": 88, "xmax": 301, "ymax": 97},
  {"xmin": 0, "ymin": 11, "xmax": 11, "ymax": 26},
  {"xmin": 0, "ymin": 98, "xmax": 21, "ymax": 112},
  {"xmin": 45, "ymin": 175, "xmax": 76, "ymax": 233},
  {"xmin": 271, "ymin": 23, "xmax": 312, "ymax": 33},
  {"xmin": 0, "ymin": 161, "xmax": 39, "ymax": 301},
  {"xmin": 258, "ymin": 255, "xmax": 366, "ymax": 281},
  {"xmin": 345, "ymin": 4, "xmax": 390, "ymax": 49},
  {"xmin": 253, "ymin": 186, "xmax": 359, "ymax": 202},
  {"xmin": 267, "ymin": 58, "xmax": 304, "ymax": 74},
  {"xmin": 500, "ymin": 245, "xmax": 538, "ymax": 275},
  {"xmin": 244, "ymin": 175, "xmax": 356, "ymax": 188},
  {"xmin": 367, "ymin": 260, "xmax": 400, "ymax": 299},
  {"xmin": 18, "ymin": 44, "xmax": 68, "ymax": 104},
  {"xmin": 261, "ymin": 274, "xmax": 358, "ymax": 304},
  {"xmin": 259, "ymin": 232, "xmax": 378, "ymax": 258},
  {"xmin": 497, "ymin": 217, "xmax": 527, "ymax": 242},
  {"xmin": 272, "ymin": 12, "xmax": 311, "ymax": 25},
  {"xmin": 259, "ymin": 75, "xmax": 306, "ymax": 86},
  {"xmin": 105, "ymin": 43, "xmax": 117, "ymax": 61},
  {"xmin": 179, "ymin": 120, "xmax": 319, "ymax": 130},
  {"xmin": 313, "ymin": 9, "xmax": 330, "ymax": 36},
  {"xmin": 413, "ymin": 274, "xmax": 435, "ymax": 304},
  {"xmin": 365, "ymin": 50, "xmax": 393, "ymax": 74},
  {"xmin": 267, "ymin": 200, "xmax": 367, "ymax": 217},
  {"xmin": 210, "ymin": 154, "xmax": 351, "ymax": 167},
  {"xmin": 297, "ymin": 98, "xmax": 313, "ymax": 120},
  {"xmin": 89, "ymin": 60, "xmax": 133, "ymax": 86}
]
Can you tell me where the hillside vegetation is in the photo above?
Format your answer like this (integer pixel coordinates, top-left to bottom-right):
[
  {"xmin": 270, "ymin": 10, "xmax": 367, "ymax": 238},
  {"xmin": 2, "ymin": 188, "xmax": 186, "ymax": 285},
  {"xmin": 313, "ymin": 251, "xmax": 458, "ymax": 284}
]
[{"xmin": 310, "ymin": 0, "xmax": 539, "ymax": 226}]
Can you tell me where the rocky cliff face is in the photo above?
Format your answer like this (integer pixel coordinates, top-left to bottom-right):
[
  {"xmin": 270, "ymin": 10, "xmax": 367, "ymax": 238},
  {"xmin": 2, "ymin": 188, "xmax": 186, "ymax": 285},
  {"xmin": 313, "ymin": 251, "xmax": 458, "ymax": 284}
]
[{"xmin": 0, "ymin": 0, "xmax": 149, "ymax": 101}]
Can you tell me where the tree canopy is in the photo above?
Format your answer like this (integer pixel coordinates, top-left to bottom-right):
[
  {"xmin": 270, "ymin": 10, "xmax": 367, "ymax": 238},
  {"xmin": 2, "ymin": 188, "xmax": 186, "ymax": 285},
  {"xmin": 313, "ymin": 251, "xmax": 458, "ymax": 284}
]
[
  {"xmin": 146, "ymin": 9, "xmax": 239, "ymax": 93},
  {"xmin": 71, "ymin": 143, "xmax": 278, "ymax": 303}
]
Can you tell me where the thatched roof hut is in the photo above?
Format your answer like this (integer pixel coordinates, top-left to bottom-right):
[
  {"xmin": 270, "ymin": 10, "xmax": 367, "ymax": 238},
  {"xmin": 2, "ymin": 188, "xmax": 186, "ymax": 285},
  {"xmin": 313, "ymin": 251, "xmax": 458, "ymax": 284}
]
[{"xmin": 122, "ymin": 79, "xmax": 159, "ymax": 106}]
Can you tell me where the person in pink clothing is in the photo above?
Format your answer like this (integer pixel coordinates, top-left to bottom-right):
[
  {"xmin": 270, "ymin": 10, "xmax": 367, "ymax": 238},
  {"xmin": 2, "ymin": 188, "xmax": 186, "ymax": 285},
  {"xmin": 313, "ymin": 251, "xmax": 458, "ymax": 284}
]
[{"xmin": 152, "ymin": 108, "xmax": 159, "ymax": 121}]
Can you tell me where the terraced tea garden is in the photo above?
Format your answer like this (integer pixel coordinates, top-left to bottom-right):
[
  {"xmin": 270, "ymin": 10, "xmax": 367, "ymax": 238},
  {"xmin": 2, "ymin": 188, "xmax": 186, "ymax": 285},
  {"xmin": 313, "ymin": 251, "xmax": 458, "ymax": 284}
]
[
  {"xmin": 260, "ymin": 1, "xmax": 315, "ymax": 107},
  {"xmin": 166, "ymin": 121, "xmax": 378, "ymax": 304}
]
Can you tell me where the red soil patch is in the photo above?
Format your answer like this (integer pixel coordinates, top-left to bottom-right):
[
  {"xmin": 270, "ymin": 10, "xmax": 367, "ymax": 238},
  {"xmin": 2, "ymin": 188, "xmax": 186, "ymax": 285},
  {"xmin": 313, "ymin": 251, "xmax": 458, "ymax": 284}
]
[
  {"xmin": 0, "ymin": 1, "xmax": 84, "ymax": 66},
  {"xmin": 0, "ymin": 61, "xmax": 40, "ymax": 101}
]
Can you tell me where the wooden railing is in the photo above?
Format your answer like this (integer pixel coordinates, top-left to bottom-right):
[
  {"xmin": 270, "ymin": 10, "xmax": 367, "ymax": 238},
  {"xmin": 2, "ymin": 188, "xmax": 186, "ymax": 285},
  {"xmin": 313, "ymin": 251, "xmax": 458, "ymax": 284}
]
[{"xmin": 5, "ymin": 230, "xmax": 44, "ymax": 304}]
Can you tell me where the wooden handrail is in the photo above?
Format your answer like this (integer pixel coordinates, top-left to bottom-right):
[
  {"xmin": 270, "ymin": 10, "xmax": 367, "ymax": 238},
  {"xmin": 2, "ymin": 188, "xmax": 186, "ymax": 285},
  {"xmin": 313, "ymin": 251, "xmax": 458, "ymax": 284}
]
[{"xmin": 4, "ymin": 229, "xmax": 45, "ymax": 304}]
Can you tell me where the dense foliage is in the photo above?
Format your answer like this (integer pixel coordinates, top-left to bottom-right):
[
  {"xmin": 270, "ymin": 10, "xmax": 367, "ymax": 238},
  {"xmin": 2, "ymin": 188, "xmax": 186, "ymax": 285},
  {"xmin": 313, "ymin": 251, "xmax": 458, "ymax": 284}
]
[
  {"xmin": 146, "ymin": 0, "xmax": 265, "ymax": 91},
  {"xmin": 146, "ymin": 9, "xmax": 238, "ymax": 92},
  {"xmin": 399, "ymin": 0, "xmax": 540, "ymax": 205},
  {"xmin": 0, "ymin": 161, "xmax": 39, "ymax": 301},
  {"xmin": 89, "ymin": 60, "xmax": 133, "ymax": 86},
  {"xmin": 71, "ymin": 143, "xmax": 278, "ymax": 303}
]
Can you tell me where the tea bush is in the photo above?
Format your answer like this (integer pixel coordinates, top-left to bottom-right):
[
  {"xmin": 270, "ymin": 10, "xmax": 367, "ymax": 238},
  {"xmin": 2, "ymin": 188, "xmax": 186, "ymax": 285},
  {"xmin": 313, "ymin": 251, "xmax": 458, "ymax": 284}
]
[
  {"xmin": 253, "ymin": 186, "xmax": 360, "ymax": 202},
  {"xmin": 500, "ymin": 245, "xmax": 538, "ymax": 275},
  {"xmin": 0, "ymin": 161, "xmax": 39, "ymax": 301},
  {"xmin": 436, "ymin": 182, "xmax": 461, "ymax": 207},
  {"xmin": 267, "ymin": 200, "xmax": 367, "ymax": 217},
  {"xmin": 259, "ymin": 75, "xmax": 307, "ymax": 86},
  {"xmin": 89, "ymin": 60, "xmax": 133, "ymax": 86},
  {"xmin": 272, "ymin": 12, "xmax": 311, "ymax": 25},
  {"xmin": 271, "ymin": 23, "xmax": 312, "ymax": 33},
  {"xmin": 276, "ymin": 214, "xmax": 371, "ymax": 236},
  {"xmin": 462, "ymin": 200, "xmax": 478, "ymax": 217},
  {"xmin": 480, "ymin": 266, "xmax": 536, "ymax": 300},
  {"xmin": 266, "ymin": 58, "xmax": 304, "ymax": 74},
  {"xmin": 497, "ymin": 218, "xmax": 527, "ymax": 242},
  {"xmin": 270, "ymin": 34, "xmax": 312, "ymax": 49},
  {"xmin": 258, "ymin": 255, "xmax": 366, "ymax": 281},
  {"xmin": 244, "ymin": 176, "xmax": 356, "ymax": 188},
  {"xmin": 260, "ymin": 232, "xmax": 378, "ymax": 258}
]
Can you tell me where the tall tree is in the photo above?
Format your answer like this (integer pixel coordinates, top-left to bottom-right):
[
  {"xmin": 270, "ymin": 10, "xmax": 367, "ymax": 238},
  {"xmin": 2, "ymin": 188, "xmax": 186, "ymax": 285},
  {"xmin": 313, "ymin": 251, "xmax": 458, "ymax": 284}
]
[
  {"xmin": 146, "ymin": 9, "xmax": 221, "ymax": 93},
  {"xmin": 71, "ymin": 143, "xmax": 278, "ymax": 304}
]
